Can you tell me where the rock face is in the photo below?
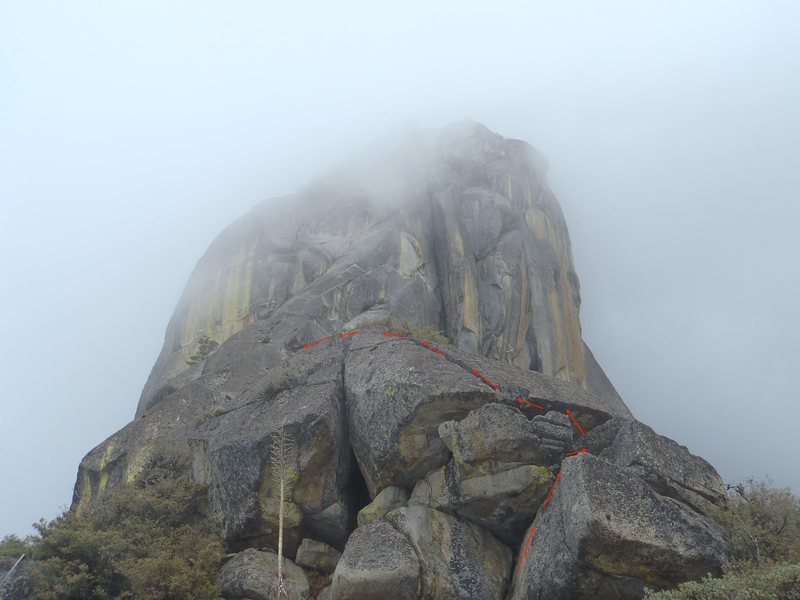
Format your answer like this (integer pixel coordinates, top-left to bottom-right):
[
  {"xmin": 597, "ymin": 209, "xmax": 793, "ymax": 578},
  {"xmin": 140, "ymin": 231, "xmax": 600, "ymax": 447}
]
[
  {"xmin": 386, "ymin": 506, "xmax": 512, "ymax": 599},
  {"xmin": 72, "ymin": 122, "xmax": 732, "ymax": 599},
  {"xmin": 510, "ymin": 453, "xmax": 728, "ymax": 600},
  {"xmin": 134, "ymin": 120, "xmax": 622, "ymax": 418}
]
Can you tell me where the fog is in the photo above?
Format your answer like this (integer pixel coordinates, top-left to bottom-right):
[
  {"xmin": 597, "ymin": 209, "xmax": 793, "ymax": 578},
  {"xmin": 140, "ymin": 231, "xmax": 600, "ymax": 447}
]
[{"xmin": 1, "ymin": 1, "xmax": 798, "ymax": 536}]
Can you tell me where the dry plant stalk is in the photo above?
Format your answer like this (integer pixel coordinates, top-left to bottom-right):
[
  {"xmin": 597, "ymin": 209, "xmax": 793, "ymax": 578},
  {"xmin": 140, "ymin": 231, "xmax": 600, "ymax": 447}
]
[{"xmin": 270, "ymin": 423, "xmax": 296, "ymax": 597}]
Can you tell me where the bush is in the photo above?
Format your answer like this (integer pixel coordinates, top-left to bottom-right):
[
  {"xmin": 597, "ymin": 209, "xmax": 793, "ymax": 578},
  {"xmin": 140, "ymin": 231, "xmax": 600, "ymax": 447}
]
[
  {"xmin": 644, "ymin": 562, "xmax": 800, "ymax": 599},
  {"xmin": 187, "ymin": 335, "xmax": 219, "ymax": 365},
  {"xmin": 646, "ymin": 478, "xmax": 800, "ymax": 599},
  {"xmin": 713, "ymin": 478, "xmax": 800, "ymax": 566},
  {"xmin": 0, "ymin": 534, "xmax": 32, "ymax": 558},
  {"xmin": 23, "ymin": 450, "xmax": 222, "ymax": 600}
]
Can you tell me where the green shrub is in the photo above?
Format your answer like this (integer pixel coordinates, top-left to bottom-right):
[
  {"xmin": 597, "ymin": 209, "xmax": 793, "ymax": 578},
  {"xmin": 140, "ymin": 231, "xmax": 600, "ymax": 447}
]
[
  {"xmin": 0, "ymin": 534, "xmax": 32, "ymax": 558},
  {"xmin": 23, "ymin": 450, "xmax": 222, "ymax": 600},
  {"xmin": 644, "ymin": 562, "xmax": 800, "ymax": 599},
  {"xmin": 713, "ymin": 478, "xmax": 800, "ymax": 566},
  {"xmin": 187, "ymin": 335, "xmax": 219, "ymax": 365},
  {"xmin": 647, "ymin": 479, "xmax": 800, "ymax": 599}
]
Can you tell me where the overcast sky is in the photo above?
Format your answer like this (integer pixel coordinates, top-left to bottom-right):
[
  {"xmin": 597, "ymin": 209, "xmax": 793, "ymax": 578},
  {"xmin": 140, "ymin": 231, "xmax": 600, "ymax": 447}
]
[{"xmin": 1, "ymin": 1, "xmax": 798, "ymax": 537}]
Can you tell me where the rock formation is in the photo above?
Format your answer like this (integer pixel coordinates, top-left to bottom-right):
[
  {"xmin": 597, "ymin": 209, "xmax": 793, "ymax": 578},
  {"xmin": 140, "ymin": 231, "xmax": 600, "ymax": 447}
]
[{"xmin": 73, "ymin": 121, "xmax": 729, "ymax": 599}]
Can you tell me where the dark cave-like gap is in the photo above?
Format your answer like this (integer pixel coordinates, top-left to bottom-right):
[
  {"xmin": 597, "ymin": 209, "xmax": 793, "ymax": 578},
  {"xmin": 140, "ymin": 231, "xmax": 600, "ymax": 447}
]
[{"xmin": 345, "ymin": 450, "xmax": 372, "ymax": 534}]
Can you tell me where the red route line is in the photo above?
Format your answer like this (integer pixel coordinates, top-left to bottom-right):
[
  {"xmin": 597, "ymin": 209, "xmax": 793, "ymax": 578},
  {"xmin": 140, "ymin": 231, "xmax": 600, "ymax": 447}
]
[
  {"xmin": 542, "ymin": 472, "xmax": 561, "ymax": 509},
  {"xmin": 471, "ymin": 368, "xmax": 499, "ymax": 390},
  {"xmin": 564, "ymin": 448, "xmax": 587, "ymax": 457},
  {"xmin": 338, "ymin": 330, "xmax": 361, "ymax": 338},
  {"xmin": 302, "ymin": 336, "xmax": 330, "ymax": 349},
  {"xmin": 382, "ymin": 330, "xmax": 405, "ymax": 337},
  {"xmin": 422, "ymin": 340, "xmax": 447, "ymax": 358},
  {"xmin": 516, "ymin": 397, "xmax": 544, "ymax": 410},
  {"xmin": 516, "ymin": 527, "xmax": 536, "ymax": 572},
  {"xmin": 566, "ymin": 409, "xmax": 587, "ymax": 436}
]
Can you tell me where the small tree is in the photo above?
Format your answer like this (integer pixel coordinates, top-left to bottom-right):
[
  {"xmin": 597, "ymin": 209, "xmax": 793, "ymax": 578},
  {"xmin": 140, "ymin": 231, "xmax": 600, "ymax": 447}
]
[
  {"xmin": 270, "ymin": 423, "xmax": 296, "ymax": 598},
  {"xmin": 715, "ymin": 478, "xmax": 800, "ymax": 567},
  {"xmin": 187, "ymin": 335, "xmax": 219, "ymax": 365}
]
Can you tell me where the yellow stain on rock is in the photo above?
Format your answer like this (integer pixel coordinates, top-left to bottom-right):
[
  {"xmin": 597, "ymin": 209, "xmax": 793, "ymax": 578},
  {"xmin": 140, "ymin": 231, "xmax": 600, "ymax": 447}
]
[
  {"xmin": 461, "ymin": 267, "xmax": 481, "ymax": 333},
  {"xmin": 399, "ymin": 232, "xmax": 423, "ymax": 276},
  {"xmin": 559, "ymin": 268, "xmax": 585, "ymax": 383},
  {"xmin": 451, "ymin": 227, "xmax": 465, "ymax": 257},
  {"xmin": 547, "ymin": 287, "xmax": 568, "ymax": 380},
  {"xmin": 546, "ymin": 271, "xmax": 586, "ymax": 383},
  {"xmin": 97, "ymin": 441, "xmax": 115, "ymax": 495},
  {"xmin": 181, "ymin": 239, "xmax": 257, "ymax": 363},
  {"xmin": 75, "ymin": 472, "xmax": 92, "ymax": 515},
  {"xmin": 125, "ymin": 445, "xmax": 152, "ymax": 485}
]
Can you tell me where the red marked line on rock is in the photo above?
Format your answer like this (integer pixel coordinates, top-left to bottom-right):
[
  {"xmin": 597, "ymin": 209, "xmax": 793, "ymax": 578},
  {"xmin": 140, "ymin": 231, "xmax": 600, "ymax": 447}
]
[
  {"xmin": 564, "ymin": 448, "xmax": 587, "ymax": 457},
  {"xmin": 338, "ymin": 330, "xmax": 361, "ymax": 338},
  {"xmin": 542, "ymin": 472, "xmax": 561, "ymax": 509},
  {"xmin": 382, "ymin": 330, "xmax": 405, "ymax": 337},
  {"xmin": 566, "ymin": 409, "xmax": 586, "ymax": 436},
  {"xmin": 422, "ymin": 340, "xmax": 447, "ymax": 358},
  {"xmin": 471, "ymin": 368, "xmax": 499, "ymax": 390},
  {"xmin": 516, "ymin": 527, "xmax": 536, "ymax": 572},
  {"xmin": 302, "ymin": 336, "xmax": 330, "ymax": 349},
  {"xmin": 516, "ymin": 397, "xmax": 544, "ymax": 410}
]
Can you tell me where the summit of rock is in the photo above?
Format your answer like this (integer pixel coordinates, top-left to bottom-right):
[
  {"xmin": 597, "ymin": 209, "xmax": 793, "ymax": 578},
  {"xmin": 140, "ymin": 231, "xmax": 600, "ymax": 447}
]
[{"xmin": 135, "ymin": 120, "xmax": 622, "ymax": 418}]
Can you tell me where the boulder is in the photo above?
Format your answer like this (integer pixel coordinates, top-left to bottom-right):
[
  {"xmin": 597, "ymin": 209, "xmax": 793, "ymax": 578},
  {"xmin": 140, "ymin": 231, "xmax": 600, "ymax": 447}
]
[
  {"xmin": 295, "ymin": 538, "xmax": 342, "ymax": 575},
  {"xmin": 386, "ymin": 506, "xmax": 512, "ymax": 600},
  {"xmin": 510, "ymin": 453, "xmax": 729, "ymax": 599},
  {"xmin": 343, "ymin": 332, "xmax": 616, "ymax": 498},
  {"xmin": 220, "ymin": 548, "xmax": 310, "ymax": 600},
  {"xmin": 602, "ymin": 420, "xmax": 726, "ymax": 515},
  {"xmin": 357, "ymin": 485, "xmax": 409, "ymax": 526},
  {"xmin": 409, "ymin": 459, "xmax": 551, "ymax": 544},
  {"xmin": 438, "ymin": 404, "xmax": 574, "ymax": 471},
  {"xmin": 344, "ymin": 332, "xmax": 496, "ymax": 496},
  {"xmin": 330, "ymin": 520, "xmax": 420, "ymax": 600}
]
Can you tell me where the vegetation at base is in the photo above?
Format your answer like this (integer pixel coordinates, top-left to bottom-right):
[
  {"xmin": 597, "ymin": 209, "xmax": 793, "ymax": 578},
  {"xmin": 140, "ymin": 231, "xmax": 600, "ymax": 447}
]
[
  {"xmin": 0, "ymin": 534, "xmax": 33, "ymax": 558},
  {"xmin": 644, "ymin": 563, "xmax": 800, "ymax": 599},
  {"xmin": 715, "ymin": 478, "xmax": 800, "ymax": 565},
  {"xmin": 16, "ymin": 449, "xmax": 223, "ymax": 600},
  {"xmin": 187, "ymin": 335, "xmax": 219, "ymax": 365},
  {"xmin": 646, "ymin": 478, "xmax": 800, "ymax": 599}
]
